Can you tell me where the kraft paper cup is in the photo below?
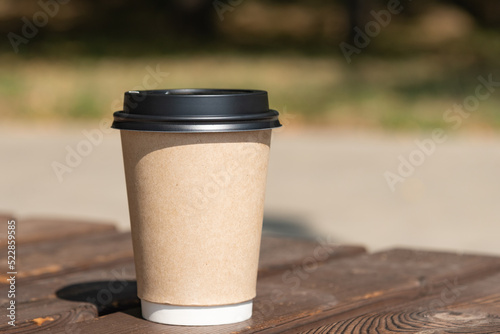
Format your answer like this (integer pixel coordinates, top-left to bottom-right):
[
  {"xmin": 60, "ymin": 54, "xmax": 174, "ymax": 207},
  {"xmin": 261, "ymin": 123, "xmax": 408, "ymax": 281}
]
[{"xmin": 112, "ymin": 89, "xmax": 281, "ymax": 326}]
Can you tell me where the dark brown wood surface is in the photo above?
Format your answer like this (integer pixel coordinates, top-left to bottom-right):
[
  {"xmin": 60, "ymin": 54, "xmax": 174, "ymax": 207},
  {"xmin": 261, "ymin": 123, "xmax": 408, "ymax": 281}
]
[
  {"xmin": 298, "ymin": 271, "xmax": 500, "ymax": 333},
  {"xmin": 67, "ymin": 249, "xmax": 500, "ymax": 334},
  {"xmin": 0, "ymin": 217, "xmax": 365, "ymax": 332},
  {"xmin": 258, "ymin": 236, "xmax": 366, "ymax": 278},
  {"xmin": 0, "ymin": 298, "xmax": 97, "ymax": 333},
  {"xmin": 0, "ymin": 230, "xmax": 133, "ymax": 283},
  {"xmin": 0, "ymin": 216, "xmax": 116, "ymax": 247},
  {"xmin": 2, "ymin": 216, "xmax": 500, "ymax": 333},
  {"xmin": 0, "ymin": 240, "xmax": 365, "ymax": 307}
]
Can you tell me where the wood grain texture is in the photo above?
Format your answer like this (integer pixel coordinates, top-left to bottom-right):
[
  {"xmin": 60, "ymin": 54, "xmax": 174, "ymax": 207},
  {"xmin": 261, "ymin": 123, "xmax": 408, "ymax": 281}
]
[
  {"xmin": 0, "ymin": 235, "xmax": 364, "ymax": 305},
  {"xmin": 0, "ymin": 231, "xmax": 133, "ymax": 283},
  {"xmin": 53, "ymin": 309, "xmax": 171, "ymax": 334},
  {"xmin": 4, "ymin": 217, "xmax": 499, "ymax": 334},
  {"xmin": 0, "ymin": 234, "xmax": 364, "ymax": 305},
  {"xmin": 258, "ymin": 236, "xmax": 365, "ymax": 278},
  {"xmin": 0, "ymin": 234, "xmax": 365, "ymax": 333},
  {"xmin": 248, "ymin": 248, "xmax": 500, "ymax": 334},
  {"xmin": 61, "ymin": 248, "xmax": 500, "ymax": 333},
  {"xmin": 0, "ymin": 261, "xmax": 136, "ymax": 307},
  {"xmin": 0, "ymin": 261, "xmax": 137, "ymax": 334},
  {"xmin": 299, "ymin": 272, "xmax": 500, "ymax": 333},
  {"xmin": 0, "ymin": 216, "xmax": 117, "ymax": 247},
  {"xmin": 299, "ymin": 309, "xmax": 500, "ymax": 334},
  {"xmin": 0, "ymin": 298, "xmax": 96, "ymax": 333}
]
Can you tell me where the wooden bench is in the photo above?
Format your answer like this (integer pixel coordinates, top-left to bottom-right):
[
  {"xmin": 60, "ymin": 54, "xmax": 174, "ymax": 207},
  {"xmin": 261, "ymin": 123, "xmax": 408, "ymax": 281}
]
[{"xmin": 2, "ymin": 214, "xmax": 500, "ymax": 333}]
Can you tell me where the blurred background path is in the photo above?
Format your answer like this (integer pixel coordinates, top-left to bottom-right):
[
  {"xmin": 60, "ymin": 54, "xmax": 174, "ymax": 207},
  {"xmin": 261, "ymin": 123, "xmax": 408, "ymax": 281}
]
[{"xmin": 2, "ymin": 124, "xmax": 499, "ymax": 255}]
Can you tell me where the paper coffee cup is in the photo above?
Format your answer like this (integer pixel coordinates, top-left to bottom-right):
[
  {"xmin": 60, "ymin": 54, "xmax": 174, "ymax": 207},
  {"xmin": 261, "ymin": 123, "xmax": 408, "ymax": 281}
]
[{"xmin": 112, "ymin": 89, "xmax": 281, "ymax": 326}]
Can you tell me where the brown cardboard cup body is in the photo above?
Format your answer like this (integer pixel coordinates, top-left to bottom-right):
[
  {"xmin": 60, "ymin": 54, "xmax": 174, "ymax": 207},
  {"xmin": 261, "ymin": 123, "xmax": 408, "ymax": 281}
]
[{"xmin": 121, "ymin": 129, "xmax": 272, "ymax": 306}]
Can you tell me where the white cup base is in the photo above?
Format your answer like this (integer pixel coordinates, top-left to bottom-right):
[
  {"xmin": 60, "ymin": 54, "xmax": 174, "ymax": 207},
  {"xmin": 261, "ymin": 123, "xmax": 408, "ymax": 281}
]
[{"xmin": 141, "ymin": 299, "xmax": 253, "ymax": 326}]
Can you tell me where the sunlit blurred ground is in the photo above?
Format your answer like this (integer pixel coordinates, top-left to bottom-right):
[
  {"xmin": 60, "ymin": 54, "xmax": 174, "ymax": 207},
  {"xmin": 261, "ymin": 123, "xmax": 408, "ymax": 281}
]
[
  {"xmin": 2, "ymin": 122, "xmax": 500, "ymax": 255},
  {"xmin": 2, "ymin": 44, "xmax": 500, "ymax": 255}
]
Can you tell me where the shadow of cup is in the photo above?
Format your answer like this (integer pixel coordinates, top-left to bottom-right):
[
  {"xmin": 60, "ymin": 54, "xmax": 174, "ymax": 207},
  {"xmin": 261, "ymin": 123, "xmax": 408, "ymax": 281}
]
[{"xmin": 56, "ymin": 280, "xmax": 138, "ymax": 316}]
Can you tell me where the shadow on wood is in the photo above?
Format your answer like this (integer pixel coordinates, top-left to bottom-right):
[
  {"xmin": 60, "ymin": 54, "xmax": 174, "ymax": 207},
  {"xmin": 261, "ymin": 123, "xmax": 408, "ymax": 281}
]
[{"xmin": 56, "ymin": 280, "xmax": 139, "ymax": 316}]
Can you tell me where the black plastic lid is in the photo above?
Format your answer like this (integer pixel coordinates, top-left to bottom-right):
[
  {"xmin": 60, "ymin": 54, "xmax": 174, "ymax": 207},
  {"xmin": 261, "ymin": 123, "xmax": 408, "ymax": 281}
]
[{"xmin": 111, "ymin": 89, "xmax": 281, "ymax": 133}]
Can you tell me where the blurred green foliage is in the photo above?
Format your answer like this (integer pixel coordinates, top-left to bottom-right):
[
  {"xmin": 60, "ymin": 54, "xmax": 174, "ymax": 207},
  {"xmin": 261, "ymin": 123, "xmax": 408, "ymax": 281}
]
[{"xmin": 0, "ymin": 0, "xmax": 499, "ymax": 131}]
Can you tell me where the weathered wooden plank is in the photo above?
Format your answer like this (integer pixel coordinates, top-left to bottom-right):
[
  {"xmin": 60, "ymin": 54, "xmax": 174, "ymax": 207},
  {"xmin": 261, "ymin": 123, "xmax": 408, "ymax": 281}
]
[
  {"xmin": 9, "ymin": 261, "xmax": 138, "ymax": 314},
  {"xmin": 16, "ymin": 272, "xmax": 500, "ymax": 334},
  {"xmin": 0, "ymin": 232, "xmax": 133, "ymax": 283},
  {"xmin": 0, "ymin": 235, "xmax": 364, "ymax": 305},
  {"xmin": 298, "ymin": 272, "xmax": 500, "ymax": 333},
  {"xmin": 0, "ymin": 237, "xmax": 364, "ymax": 322},
  {"xmin": 249, "ymin": 248, "xmax": 500, "ymax": 334},
  {"xmin": 0, "ymin": 216, "xmax": 117, "ymax": 248},
  {"xmin": 61, "ymin": 248, "xmax": 500, "ymax": 333},
  {"xmin": 0, "ymin": 261, "xmax": 136, "ymax": 333},
  {"xmin": 0, "ymin": 238, "xmax": 364, "ymax": 311},
  {"xmin": 299, "ymin": 309, "xmax": 500, "ymax": 334},
  {"xmin": 55, "ymin": 309, "xmax": 166, "ymax": 334},
  {"xmin": 0, "ymin": 227, "xmax": 362, "ymax": 284},
  {"xmin": 0, "ymin": 298, "xmax": 97, "ymax": 333},
  {"xmin": 258, "ymin": 236, "xmax": 365, "ymax": 278}
]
